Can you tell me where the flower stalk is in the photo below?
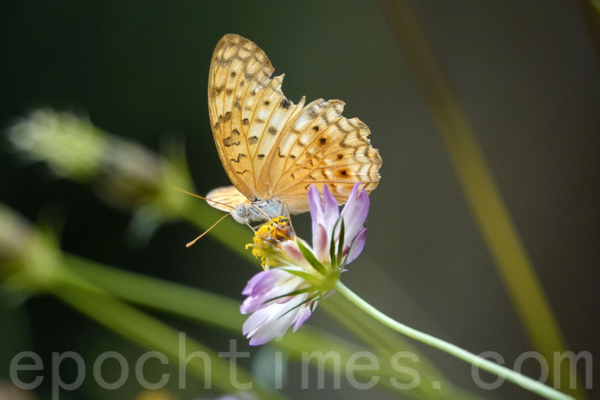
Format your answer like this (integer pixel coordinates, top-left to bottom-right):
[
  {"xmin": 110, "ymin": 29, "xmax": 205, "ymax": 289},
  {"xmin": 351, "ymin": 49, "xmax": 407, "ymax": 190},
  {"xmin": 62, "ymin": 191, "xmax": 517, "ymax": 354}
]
[
  {"xmin": 335, "ymin": 281, "xmax": 574, "ymax": 400},
  {"xmin": 241, "ymin": 183, "xmax": 574, "ymax": 399}
]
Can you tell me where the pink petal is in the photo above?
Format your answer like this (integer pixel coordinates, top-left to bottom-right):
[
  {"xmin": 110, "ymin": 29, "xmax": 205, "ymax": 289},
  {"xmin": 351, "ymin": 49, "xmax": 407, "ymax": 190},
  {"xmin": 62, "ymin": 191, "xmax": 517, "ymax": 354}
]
[
  {"xmin": 308, "ymin": 185, "xmax": 325, "ymax": 246},
  {"xmin": 280, "ymin": 241, "xmax": 305, "ymax": 264},
  {"xmin": 292, "ymin": 305, "xmax": 312, "ymax": 332},
  {"xmin": 248, "ymin": 302, "xmax": 300, "ymax": 346},
  {"xmin": 341, "ymin": 184, "xmax": 370, "ymax": 244},
  {"xmin": 242, "ymin": 309, "xmax": 270, "ymax": 336},
  {"xmin": 242, "ymin": 269, "xmax": 280, "ymax": 296},
  {"xmin": 313, "ymin": 224, "xmax": 329, "ymax": 264},
  {"xmin": 322, "ymin": 184, "xmax": 340, "ymax": 232},
  {"xmin": 345, "ymin": 228, "xmax": 367, "ymax": 264}
]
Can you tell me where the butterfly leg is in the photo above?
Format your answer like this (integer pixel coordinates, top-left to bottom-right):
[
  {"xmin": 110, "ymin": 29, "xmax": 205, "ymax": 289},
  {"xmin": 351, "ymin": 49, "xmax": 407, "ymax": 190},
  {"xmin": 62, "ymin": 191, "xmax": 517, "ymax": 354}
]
[
  {"xmin": 250, "ymin": 204, "xmax": 272, "ymax": 221},
  {"xmin": 282, "ymin": 201, "xmax": 296, "ymax": 234}
]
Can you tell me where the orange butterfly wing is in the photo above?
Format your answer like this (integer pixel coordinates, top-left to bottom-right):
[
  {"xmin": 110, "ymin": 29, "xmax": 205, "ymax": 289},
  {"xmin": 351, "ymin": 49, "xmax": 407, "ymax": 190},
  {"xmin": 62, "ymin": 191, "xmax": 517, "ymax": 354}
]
[{"xmin": 207, "ymin": 34, "xmax": 381, "ymax": 216}]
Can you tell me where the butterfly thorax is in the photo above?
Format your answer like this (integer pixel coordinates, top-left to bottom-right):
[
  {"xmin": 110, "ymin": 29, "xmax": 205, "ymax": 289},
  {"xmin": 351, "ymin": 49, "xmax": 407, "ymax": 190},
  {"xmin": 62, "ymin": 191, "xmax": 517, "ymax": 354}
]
[{"xmin": 231, "ymin": 199, "xmax": 283, "ymax": 224}]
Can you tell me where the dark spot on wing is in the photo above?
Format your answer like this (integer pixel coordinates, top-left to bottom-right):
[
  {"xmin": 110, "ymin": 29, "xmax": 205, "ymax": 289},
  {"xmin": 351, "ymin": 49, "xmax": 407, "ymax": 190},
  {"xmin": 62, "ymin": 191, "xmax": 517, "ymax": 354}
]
[
  {"xmin": 281, "ymin": 99, "xmax": 291, "ymax": 109},
  {"xmin": 231, "ymin": 71, "xmax": 237, "ymax": 78},
  {"xmin": 223, "ymin": 111, "xmax": 232, "ymax": 122},
  {"xmin": 257, "ymin": 118, "xmax": 265, "ymax": 124},
  {"xmin": 242, "ymin": 118, "xmax": 250, "ymax": 126},
  {"xmin": 236, "ymin": 170, "xmax": 248, "ymax": 175},
  {"xmin": 230, "ymin": 154, "xmax": 247, "ymax": 163},
  {"xmin": 312, "ymin": 126, "xmax": 319, "ymax": 132},
  {"xmin": 264, "ymin": 100, "xmax": 270, "ymax": 106},
  {"xmin": 248, "ymin": 136, "xmax": 258, "ymax": 145},
  {"xmin": 268, "ymin": 127, "xmax": 278, "ymax": 135},
  {"xmin": 232, "ymin": 129, "xmax": 240, "ymax": 136},
  {"xmin": 337, "ymin": 154, "xmax": 343, "ymax": 160},
  {"xmin": 257, "ymin": 154, "xmax": 265, "ymax": 159},
  {"xmin": 319, "ymin": 137, "xmax": 326, "ymax": 145}
]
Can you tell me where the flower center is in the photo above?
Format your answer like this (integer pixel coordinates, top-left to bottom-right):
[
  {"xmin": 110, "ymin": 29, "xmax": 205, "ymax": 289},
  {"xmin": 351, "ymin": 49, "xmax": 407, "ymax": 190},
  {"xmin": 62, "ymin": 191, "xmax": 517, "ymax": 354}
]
[{"xmin": 247, "ymin": 217, "xmax": 296, "ymax": 269}]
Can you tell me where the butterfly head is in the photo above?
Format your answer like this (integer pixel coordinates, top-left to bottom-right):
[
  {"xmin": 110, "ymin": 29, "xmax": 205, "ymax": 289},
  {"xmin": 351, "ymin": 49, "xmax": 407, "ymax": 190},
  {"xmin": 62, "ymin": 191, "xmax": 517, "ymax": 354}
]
[{"xmin": 232, "ymin": 203, "xmax": 251, "ymax": 224}]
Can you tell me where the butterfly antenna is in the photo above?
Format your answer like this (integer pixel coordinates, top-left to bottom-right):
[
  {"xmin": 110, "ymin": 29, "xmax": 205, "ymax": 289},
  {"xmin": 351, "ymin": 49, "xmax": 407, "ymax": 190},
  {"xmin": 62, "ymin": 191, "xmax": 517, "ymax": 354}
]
[
  {"xmin": 186, "ymin": 213, "xmax": 231, "ymax": 247},
  {"xmin": 174, "ymin": 187, "xmax": 234, "ymax": 210}
]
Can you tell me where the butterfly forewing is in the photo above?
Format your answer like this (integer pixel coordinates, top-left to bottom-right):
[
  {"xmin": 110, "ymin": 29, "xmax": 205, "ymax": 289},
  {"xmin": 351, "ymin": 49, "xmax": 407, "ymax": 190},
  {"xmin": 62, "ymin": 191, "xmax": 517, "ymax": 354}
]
[
  {"xmin": 207, "ymin": 34, "xmax": 381, "ymax": 221},
  {"xmin": 208, "ymin": 34, "xmax": 305, "ymax": 201}
]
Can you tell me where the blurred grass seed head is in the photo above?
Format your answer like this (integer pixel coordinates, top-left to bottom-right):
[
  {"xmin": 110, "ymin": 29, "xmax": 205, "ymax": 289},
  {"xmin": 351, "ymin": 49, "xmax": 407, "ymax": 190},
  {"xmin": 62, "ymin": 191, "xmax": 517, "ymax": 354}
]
[{"xmin": 7, "ymin": 109, "xmax": 195, "ymax": 234}]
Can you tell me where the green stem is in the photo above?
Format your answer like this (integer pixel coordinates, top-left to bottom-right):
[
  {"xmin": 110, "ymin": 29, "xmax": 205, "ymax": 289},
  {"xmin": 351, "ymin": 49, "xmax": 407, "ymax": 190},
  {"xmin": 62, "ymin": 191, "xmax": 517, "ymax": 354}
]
[
  {"xmin": 376, "ymin": 2, "xmax": 585, "ymax": 397},
  {"xmin": 335, "ymin": 281, "xmax": 573, "ymax": 400},
  {"xmin": 65, "ymin": 255, "xmax": 472, "ymax": 399},
  {"xmin": 49, "ymin": 269, "xmax": 288, "ymax": 400}
]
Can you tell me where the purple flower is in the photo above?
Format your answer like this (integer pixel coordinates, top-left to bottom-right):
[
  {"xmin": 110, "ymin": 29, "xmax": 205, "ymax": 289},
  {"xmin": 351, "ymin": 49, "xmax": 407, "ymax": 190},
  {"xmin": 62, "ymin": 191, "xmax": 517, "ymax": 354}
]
[
  {"xmin": 309, "ymin": 183, "xmax": 369, "ymax": 264},
  {"xmin": 241, "ymin": 184, "xmax": 370, "ymax": 345}
]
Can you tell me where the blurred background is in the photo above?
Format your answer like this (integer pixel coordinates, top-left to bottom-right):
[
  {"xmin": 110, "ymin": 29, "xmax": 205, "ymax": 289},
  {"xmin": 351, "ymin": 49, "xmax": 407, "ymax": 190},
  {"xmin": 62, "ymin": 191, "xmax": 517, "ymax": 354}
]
[{"xmin": 0, "ymin": 1, "xmax": 599, "ymax": 399}]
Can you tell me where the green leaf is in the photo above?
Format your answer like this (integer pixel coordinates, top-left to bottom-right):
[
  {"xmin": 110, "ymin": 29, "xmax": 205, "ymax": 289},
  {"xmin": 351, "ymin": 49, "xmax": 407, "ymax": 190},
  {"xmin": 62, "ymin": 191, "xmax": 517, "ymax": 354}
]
[
  {"xmin": 279, "ymin": 293, "xmax": 320, "ymax": 318},
  {"xmin": 263, "ymin": 286, "xmax": 317, "ymax": 305},
  {"xmin": 281, "ymin": 268, "xmax": 320, "ymax": 283},
  {"xmin": 296, "ymin": 239, "xmax": 327, "ymax": 275},
  {"xmin": 337, "ymin": 218, "xmax": 345, "ymax": 267}
]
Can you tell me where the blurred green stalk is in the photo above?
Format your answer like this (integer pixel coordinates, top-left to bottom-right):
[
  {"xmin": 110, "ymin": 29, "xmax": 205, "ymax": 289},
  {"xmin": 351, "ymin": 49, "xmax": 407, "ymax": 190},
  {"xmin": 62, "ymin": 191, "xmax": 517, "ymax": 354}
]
[
  {"xmin": 0, "ymin": 209, "xmax": 285, "ymax": 400},
  {"xmin": 336, "ymin": 282, "xmax": 573, "ymax": 400},
  {"xmin": 67, "ymin": 254, "xmax": 477, "ymax": 400},
  {"xmin": 377, "ymin": 1, "xmax": 586, "ymax": 398},
  {"xmin": 580, "ymin": 0, "xmax": 600, "ymax": 59},
  {"xmin": 51, "ymin": 271, "xmax": 286, "ymax": 400}
]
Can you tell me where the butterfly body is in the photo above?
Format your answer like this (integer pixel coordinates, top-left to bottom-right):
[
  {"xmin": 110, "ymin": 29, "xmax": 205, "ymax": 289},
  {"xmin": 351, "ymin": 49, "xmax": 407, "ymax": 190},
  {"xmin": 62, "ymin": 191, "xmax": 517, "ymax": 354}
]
[
  {"xmin": 206, "ymin": 34, "xmax": 382, "ymax": 222},
  {"xmin": 206, "ymin": 186, "xmax": 285, "ymax": 224},
  {"xmin": 233, "ymin": 199, "xmax": 283, "ymax": 224}
]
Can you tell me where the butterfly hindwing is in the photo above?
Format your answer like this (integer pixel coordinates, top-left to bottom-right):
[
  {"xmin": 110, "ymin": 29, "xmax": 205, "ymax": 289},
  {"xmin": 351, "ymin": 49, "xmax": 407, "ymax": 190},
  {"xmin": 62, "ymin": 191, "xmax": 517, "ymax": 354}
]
[
  {"xmin": 205, "ymin": 185, "xmax": 250, "ymax": 213},
  {"xmin": 267, "ymin": 99, "xmax": 381, "ymax": 212}
]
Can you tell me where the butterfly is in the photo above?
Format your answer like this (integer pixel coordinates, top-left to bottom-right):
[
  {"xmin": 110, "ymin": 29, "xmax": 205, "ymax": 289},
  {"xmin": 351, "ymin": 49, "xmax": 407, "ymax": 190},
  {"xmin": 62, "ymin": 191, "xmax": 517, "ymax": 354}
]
[{"xmin": 206, "ymin": 34, "xmax": 382, "ymax": 224}]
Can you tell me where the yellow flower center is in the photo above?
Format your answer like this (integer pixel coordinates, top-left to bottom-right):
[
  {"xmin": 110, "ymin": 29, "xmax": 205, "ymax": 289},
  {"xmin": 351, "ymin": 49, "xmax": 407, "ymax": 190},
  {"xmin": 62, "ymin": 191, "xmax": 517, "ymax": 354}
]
[{"xmin": 246, "ymin": 217, "xmax": 295, "ymax": 269}]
